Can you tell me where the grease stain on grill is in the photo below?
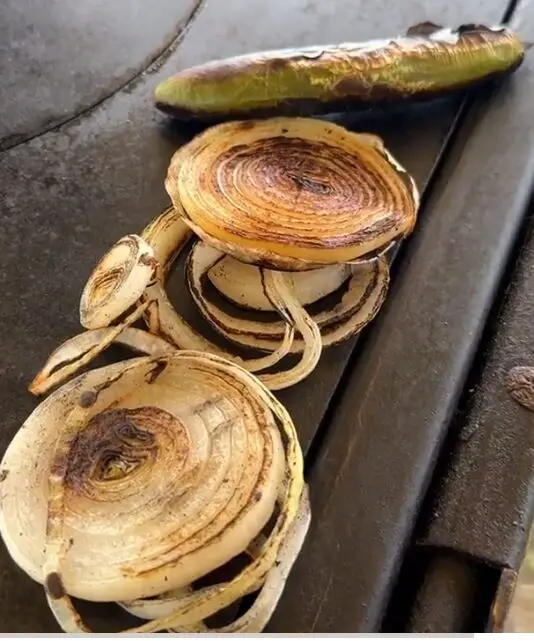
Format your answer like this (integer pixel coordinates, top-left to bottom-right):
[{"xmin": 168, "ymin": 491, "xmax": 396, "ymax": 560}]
[{"xmin": 506, "ymin": 365, "xmax": 534, "ymax": 411}]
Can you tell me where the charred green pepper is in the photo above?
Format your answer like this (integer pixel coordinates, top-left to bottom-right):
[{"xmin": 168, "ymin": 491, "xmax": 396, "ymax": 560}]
[{"xmin": 155, "ymin": 22, "xmax": 526, "ymax": 121}]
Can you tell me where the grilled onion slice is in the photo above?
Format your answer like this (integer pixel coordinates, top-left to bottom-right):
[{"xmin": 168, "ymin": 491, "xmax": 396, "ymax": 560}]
[
  {"xmin": 140, "ymin": 210, "xmax": 323, "ymax": 390},
  {"xmin": 187, "ymin": 240, "xmax": 389, "ymax": 353},
  {"xmin": 164, "ymin": 117, "xmax": 419, "ymax": 270},
  {"xmin": 0, "ymin": 352, "xmax": 307, "ymax": 633}
]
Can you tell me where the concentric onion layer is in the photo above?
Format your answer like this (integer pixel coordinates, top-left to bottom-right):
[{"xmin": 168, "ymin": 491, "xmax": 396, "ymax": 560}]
[
  {"xmin": 121, "ymin": 485, "xmax": 312, "ymax": 633},
  {"xmin": 139, "ymin": 212, "xmax": 323, "ymax": 390},
  {"xmin": 187, "ymin": 241, "xmax": 389, "ymax": 352},
  {"xmin": 80, "ymin": 235, "xmax": 157, "ymax": 329},
  {"xmin": 165, "ymin": 117, "xmax": 419, "ymax": 269},
  {"xmin": 206, "ymin": 251, "xmax": 352, "ymax": 312},
  {"xmin": 0, "ymin": 353, "xmax": 290, "ymax": 605}
]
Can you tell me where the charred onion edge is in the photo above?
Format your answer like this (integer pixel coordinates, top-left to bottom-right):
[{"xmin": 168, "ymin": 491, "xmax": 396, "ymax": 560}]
[{"xmin": 29, "ymin": 301, "xmax": 152, "ymax": 396}]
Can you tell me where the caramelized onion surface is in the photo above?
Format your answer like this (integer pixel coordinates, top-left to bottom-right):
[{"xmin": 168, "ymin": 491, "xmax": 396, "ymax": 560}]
[{"xmin": 165, "ymin": 118, "xmax": 419, "ymax": 270}]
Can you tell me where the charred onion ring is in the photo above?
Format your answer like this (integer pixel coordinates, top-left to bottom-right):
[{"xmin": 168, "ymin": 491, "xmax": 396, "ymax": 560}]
[{"xmin": 2, "ymin": 114, "xmax": 421, "ymax": 634}]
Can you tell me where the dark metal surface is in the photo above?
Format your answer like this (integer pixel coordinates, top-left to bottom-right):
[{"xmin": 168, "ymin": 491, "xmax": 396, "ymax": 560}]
[
  {"xmin": 400, "ymin": 554, "xmax": 482, "ymax": 633},
  {"xmin": 377, "ymin": 5, "xmax": 534, "ymax": 632},
  {"xmin": 419, "ymin": 211, "xmax": 534, "ymax": 567},
  {"xmin": 385, "ymin": 548, "xmax": 501, "ymax": 633},
  {"xmin": 0, "ymin": 0, "xmax": 529, "ymax": 633},
  {"xmin": 0, "ymin": 0, "xmax": 200, "ymax": 149},
  {"xmin": 268, "ymin": 15, "xmax": 534, "ymax": 633},
  {"xmin": 417, "ymin": 0, "xmax": 534, "ymax": 572}
]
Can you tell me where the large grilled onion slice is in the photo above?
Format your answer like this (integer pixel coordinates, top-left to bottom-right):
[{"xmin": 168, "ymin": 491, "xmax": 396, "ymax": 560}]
[
  {"xmin": 164, "ymin": 117, "xmax": 419, "ymax": 270},
  {"xmin": 0, "ymin": 352, "xmax": 307, "ymax": 633}
]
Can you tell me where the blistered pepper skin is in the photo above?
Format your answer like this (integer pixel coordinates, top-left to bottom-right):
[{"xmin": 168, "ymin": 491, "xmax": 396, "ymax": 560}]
[{"xmin": 154, "ymin": 23, "xmax": 526, "ymax": 121}]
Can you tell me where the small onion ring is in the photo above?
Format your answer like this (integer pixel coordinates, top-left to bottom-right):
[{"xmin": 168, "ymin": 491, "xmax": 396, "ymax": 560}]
[
  {"xmin": 80, "ymin": 235, "xmax": 157, "ymax": 329},
  {"xmin": 30, "ymin": 232, "xmax": 168, "ymax": 396},
  {"xmin": 186, "ymin": 241, "xmax": 389, "ymax": 353}
]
